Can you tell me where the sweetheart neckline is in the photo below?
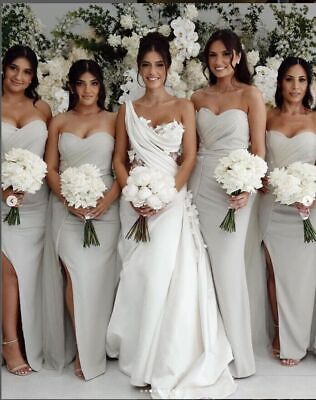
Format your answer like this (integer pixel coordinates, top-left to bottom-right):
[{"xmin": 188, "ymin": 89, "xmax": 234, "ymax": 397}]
[
  {"xmin": 268, "ymin": 129, "xmax": 316, "ymax": 139},
  {"xmin": 60, "ymin": 131, "xmax": 114, "ymax": 141},
  {"xmin": 197, "ymin": 107, "xmax": 248, "ymax": 117},
  {"xmin": 2, "ymin": 119, "xmax": 47, "ymax": 130}
]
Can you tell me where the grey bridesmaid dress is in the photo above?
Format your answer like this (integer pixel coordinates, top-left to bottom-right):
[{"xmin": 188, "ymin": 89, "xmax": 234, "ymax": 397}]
[
  {"xmin": 2, "ymin": 120, "xmax": 49, "ymax": 371},
  {"xmin": 42, "ymin": 131, "xmax": 120, "ymax": 380},
  {"xmin": 188, "ymin": 108, "xmax": 256, "ymax": 378},
  {"xmin": 259, "ymin": 130, "xmax": 316, "ymax": 360}
]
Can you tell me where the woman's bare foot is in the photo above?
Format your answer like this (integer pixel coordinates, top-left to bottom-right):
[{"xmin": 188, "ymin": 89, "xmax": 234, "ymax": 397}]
[
  {"xmin": 280, "ymin": 358, "xmax": 300, "ymax": 367},
  {"xmin": 74, "ymin": 353, "xmax": 84, "ymax": 379}
]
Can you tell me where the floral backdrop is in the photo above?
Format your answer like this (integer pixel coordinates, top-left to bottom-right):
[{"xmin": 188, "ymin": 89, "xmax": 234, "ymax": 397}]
[{"xmin": 2, "ymin": 2, "xmax": 316, "ymax": 114}]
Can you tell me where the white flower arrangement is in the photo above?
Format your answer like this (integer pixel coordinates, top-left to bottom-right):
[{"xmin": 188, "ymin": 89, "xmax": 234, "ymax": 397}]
[
  {"xmin": 214, "ymin": 149, "xmax": 268, "ymax": 232},
  {"xmin": 122, "ymin": 166, "xmax": 177, "ymax": 242},
  {"xmin": 252, "ymin": 57, "xmax": 282, "ymax": 107},
  {"xmin": 2, "ymin": 148, "xmax": 47, "ymax": 225},
  {"xmin": 269, "ymin": 162, "xmax": 316, "ymax": 243},
  {"xmin": 60, "ymin": 164, "xmax": 107, "ymax": 247}
]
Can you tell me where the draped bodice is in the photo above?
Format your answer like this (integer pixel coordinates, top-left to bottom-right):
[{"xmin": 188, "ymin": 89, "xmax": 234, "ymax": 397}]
[
  {"xmin": 58, "ymin": 132, "xmax": 114, "ymax": 178},
  {"xmin": 1, "ymin": 120, "xmax": 48, "ymax": 159},
  {"xmin": 196, "ymin": 108, "xmax": 249, "ymax": 156},
  {"xmin": 125, "ymin": 100, "xmax": 184, "ymax": 176},
  {"xmin": 266, "ymin": 130, "xmax": 316, "ymax": 169}
]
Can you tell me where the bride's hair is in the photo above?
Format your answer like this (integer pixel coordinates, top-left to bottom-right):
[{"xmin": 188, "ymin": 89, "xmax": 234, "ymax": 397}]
[
  {"xmin": 203, "ymin": 29, "xmax": 251, "ymax": 85},
  {"xmin": 67, "ymin": 59, "xmax": 106, "ymax": 111},
  {"xmin": 275, "ymin": 56, "xmax": 314, "ymax": 110},
  {"xmin": 2, "ymin": 45, "xmax": 40, "ymax": 104},
  {"xmin": 137, "ymin": 32, "xmax": 171, "ymax": 84}
]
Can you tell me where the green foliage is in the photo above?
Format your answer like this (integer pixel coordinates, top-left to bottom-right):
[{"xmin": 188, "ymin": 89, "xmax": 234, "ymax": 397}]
[
  {"xmin": 268, "ymin": 4, "xmax": 316, "ymax": 63},
  {"xmin": 2, "ymin": 3, "xmax": 50, "ymax": 60}
]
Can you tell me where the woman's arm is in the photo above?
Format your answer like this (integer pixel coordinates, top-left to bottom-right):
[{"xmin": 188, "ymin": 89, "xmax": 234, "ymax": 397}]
[
  {"xmin": 36, "ymin": 99, "xmax": 53, "ymax": 125},
  {"xmin": 113, "ymin": 104, "xmax": 129, "ymax": 188},
  {"xmin": 88, "ymin": 113, "xmax": 122, "ymax": 219},
  {"xmin": 247, "ymin": 86, "xmax": 267, "ymax": 159},
  {"xmin": 175, "ymin": 99, "xmax": 197, "ymax": 191}
]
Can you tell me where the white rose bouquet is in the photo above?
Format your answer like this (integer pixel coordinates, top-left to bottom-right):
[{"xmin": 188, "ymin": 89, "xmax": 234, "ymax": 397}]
[
  {"xmin": 2, "ymin": 148, "xmax": 47, "ymax": 225},
  {"xmin": 214, "ymin": 149, "xmax": 268, "ymax": 232},
  {"xmin": 60, "ymin": 164, "xmax": 107, "ymax": 248},
  {"xmin": 122, "ymin": 166, "xmax": 177, "ymax": 242},
  {"xmin": 269, "ymin": 161, "xmax": 316, "ymax": 243}
]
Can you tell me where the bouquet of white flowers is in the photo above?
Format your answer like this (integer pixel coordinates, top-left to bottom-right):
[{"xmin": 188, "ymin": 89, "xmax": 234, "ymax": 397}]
[
  {"xmin": 2, "ymin": 148, "xmax": 47, "ymax": 225},
  {"xmin": 122, "ymin": 166, "xmax": 177, "ymax": 242},
  {"xmin": 214, "ymin": 149, "xmax": 268, "ymax": 232},
  {"xmin": 269, "ymin": 161, "xmax": 316, "ymax": 243},
  {"xmin": 60, "ymin": 164, "xmax": 107, "ymax": 248}
]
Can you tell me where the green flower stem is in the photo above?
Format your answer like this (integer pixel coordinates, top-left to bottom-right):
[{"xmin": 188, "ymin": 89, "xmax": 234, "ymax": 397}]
[
  {"xmin": 303, "ymin": 218, "xmax": 316, "ymax": 243},
  {"xmin": 126, "ymin": 215, "xmax": 150, "ymax": 243},
  {"xmin": 219, "ymin": 208, "xmax": 236, "ymax": 232},
  {"xmin": 219, "ymin": 189, "xmax": 241, "ymax": 233},
  {"xmin": 83, "ymin": 219, "xmax": 100, "ymax": 248},
  {"xmin": 3, "ymin": 207, "xmax": 20, "ymax": 225}
]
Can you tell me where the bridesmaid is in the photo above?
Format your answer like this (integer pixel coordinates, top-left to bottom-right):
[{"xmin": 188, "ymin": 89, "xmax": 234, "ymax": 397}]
[
  {"xmin": 259, "ymin": 56, "xmax": 316, "ymax": 366},
  {"xmin": 188, "ymin": 29, "xmax": 266, "ymax": 378},
  {"xmin": 1, "ymin": 45, "xmax": 52, "ymax": 375},
  {"xmin": 42, "ymin": 59, "xmax": 121, "ymax": 380}
]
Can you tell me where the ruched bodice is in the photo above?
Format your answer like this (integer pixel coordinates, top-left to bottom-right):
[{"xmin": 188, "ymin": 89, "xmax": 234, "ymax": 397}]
[
  {"xmin": 197, "ymin": 108, "xmax": 249, "ymax": 155},
  {"xmin": 266, "ymin": 130, "xmax": 316, "ymax": 168},
  {"xmin": 59, "ymin": 132, "xmax": 114, "ymax": 178},
  {"xmin": 2, "ymin": 120, "xmax": 48, "ymax": 157}
]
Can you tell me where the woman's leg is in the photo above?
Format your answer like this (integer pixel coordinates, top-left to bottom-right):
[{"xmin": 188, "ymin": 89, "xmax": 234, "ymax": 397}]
[
  {"xmin": 2, "ymin": 253, "xmax": 32, "ymax": 375},
  {"xmin": 263, "ymin": 243, "xmax": 280, "ymax": 358},
  {"xmin": 263, "ymin": 244, "xmax": 300, "ymax": 366},
  {"xmin": 61, "ymin": 261, "xmax": 84, "ymax": 379}
]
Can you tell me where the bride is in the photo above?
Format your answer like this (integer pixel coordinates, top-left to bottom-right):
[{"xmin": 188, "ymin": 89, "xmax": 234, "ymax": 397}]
[{"xmin": 106, "ymin": 32, "xmax": 237, "ymax": 399}]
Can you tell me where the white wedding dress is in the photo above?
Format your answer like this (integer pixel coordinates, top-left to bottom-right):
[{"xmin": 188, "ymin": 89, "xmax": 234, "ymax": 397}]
[{"xmin": 106, "ymin": 101, "xmax": 237, "ymax": 399}]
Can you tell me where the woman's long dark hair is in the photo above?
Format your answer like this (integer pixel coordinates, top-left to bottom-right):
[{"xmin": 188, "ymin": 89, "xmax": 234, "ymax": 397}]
[
  {"xmin": 2, "ymin": 45, "xmax": 40, "ymax": 103},
  {"xmin": 204, "ymin": 29, "xmax": 251, "ymax": 85},
  {"xmin": 67, "ymin": 59, "xmax": 106, "ymax": 111},
  {"xmin": 136, "ymin": 32, "xmax": 172, "ymax": 85},
  {"xmin": 275, "ymin": 56, "xmax": 314, "ymax": 110}
]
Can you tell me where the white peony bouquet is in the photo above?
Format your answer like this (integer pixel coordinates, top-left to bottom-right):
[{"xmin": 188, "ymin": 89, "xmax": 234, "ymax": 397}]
[
  {"xmin": 60, "ymin": 164, "xmax": 107, "ymax": 248},
  {"xmin": 122, "ymin": 165, "xmax": 177, "ymax": 242},
  {"xmin": 269, "ymin": 161, "xmax": 316, "ymax": 243},
  {"xmin": 214, "ymin": 149, "xmax": 268, "ymax": 232},
  {"xmin": 2, "ymin": 148, "xmax": 47, "ymax": 225}
]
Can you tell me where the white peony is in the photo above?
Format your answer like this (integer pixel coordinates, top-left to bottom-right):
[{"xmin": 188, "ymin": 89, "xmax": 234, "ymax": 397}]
[
  {"xmin": 60, "ymin": 163, "xmax": 107, "ymax": 209},
  {"xmin": 2, "ymin": 148, "xmax": 47, "ymax": 193},
  {"xmin": 214, "ymin": 149, "xmax": 268, "ymax": 195},
  {"xmin": 123, "ymin": 165, "xmax": 176, "ymax": 210},
  {"xmin": 269, "ymin": 162, "xmax": 316, "ymax": 206}
]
